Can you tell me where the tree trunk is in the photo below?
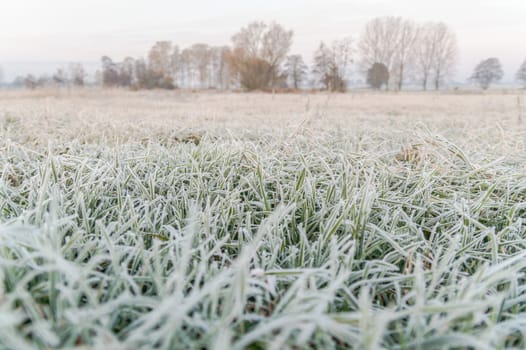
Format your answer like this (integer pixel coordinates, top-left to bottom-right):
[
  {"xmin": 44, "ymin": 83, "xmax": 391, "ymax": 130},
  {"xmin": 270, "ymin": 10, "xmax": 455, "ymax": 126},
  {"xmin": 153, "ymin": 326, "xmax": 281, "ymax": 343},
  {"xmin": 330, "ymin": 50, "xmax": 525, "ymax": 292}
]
[
  {"xmin": 422, "ymin": 74, "xmax": 428, "ymax": 91},
  {"xmin": 294, "ymin": 72, "xmax": 298, "ymax": 89},
  {"xmin": 398, "ymin": 64, "xmax": 404, "ymax": 91}
]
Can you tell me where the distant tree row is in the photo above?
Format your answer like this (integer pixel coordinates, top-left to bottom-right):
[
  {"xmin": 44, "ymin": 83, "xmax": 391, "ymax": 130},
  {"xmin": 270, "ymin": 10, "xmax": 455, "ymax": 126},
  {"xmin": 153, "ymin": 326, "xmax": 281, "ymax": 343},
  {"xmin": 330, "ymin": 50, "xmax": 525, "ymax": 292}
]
[
  {"xmin": 10, "ymin": 63, "xmax": 86, "ymax": 90},
  {"xmin": 98, "ymin": 18, "xmax": 460, "ymax": 92},
  {"xmin": 99, "ymin": 43, "xmax": 233, "ymax": 90},
  {"xmin": 5, "ymin": 18, "xmax": 526, "ymax": 91},
  {"xmin": 468, "ymin": 58, "xmax": 526, "ymax": 90},
  {"xmin": 99, "ymin": 22, "xmax": 295, "ymax": 91}
]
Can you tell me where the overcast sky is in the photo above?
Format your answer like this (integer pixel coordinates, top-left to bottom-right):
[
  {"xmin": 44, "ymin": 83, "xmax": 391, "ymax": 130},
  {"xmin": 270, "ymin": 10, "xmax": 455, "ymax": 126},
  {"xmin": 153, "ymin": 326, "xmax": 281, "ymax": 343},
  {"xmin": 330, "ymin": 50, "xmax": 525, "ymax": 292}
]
[{"xmin": 1, "ymin": 0, "xmax": 525, "ymax": 83}]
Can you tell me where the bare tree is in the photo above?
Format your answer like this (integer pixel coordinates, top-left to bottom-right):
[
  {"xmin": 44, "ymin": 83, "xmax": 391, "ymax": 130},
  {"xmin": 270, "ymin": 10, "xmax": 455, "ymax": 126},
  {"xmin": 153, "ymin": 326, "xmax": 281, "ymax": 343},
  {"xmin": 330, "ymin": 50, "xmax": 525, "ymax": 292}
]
[
  {"xmin": 229, "ymin": 22, "xmax": 266, "ymax": 90},
  {"xmin": 148, "ymin": 41, "xmax": 173, "ymax": 78},
  {"xmin": 232, "ymin": 21, "xmax": 267, "ymax": 58},
  {"xmin": 114, "ymin": 41, "xmax": 174, "ymax": 90},
  {"xmin": 24, "ymin": 74, "xmax": 38, "ymax": 90},
  {"xmin": 231, "ymin": 21, "xmax": 293, "ymax": 90},
  {"xmin": 285, "ymin": 55, "xmax": 308, "ymax": 89},
  {"xmin": 358, "ymin": 17, "xmax": 404, "ymax": 89},
  {"xmin": 204, "ymin": 46, "xmax": 232, "ymax": 89},
  {"xmin": 180, "ymin": 48, "xmax": 196, "ymax": 88},
  {"xmin": 261, "ymin": 22, "xmax": 294, "ymax": 88},
  {"xmin": 516, "ymin": 59, "xmax": 526, "ymax": 88},
  {"xmin": 190, "ymin": 44, "xmax": 212, "ymax": 88},
  {"xmin": 146, "ymin": 41, "xmax": 176, "ymax": 89},
  {"xmin": 359, "ymin": 17, "xmax": 456, "ymax": 90},
  {"xmin": 392, "ymin": 19, "xmax": 419, "ymax": 90},
  {"xmin": 100, "ymin": 56, "xmax": 136, "ymax": 88},
  {"xmin": 312, "ymin": 42, "xmax": 332, "ymax": 90},
  {"xmin": 134, "ymin": 58, "xmax": 151, "ymax": 89},
  {"xmin": 414, "ymin": 23, "xmax": 437, "ymax": 90},
  {"xmin": 69, "ymin": 63, "xmax": 86, "ymax": 87},
  {"xmin": 53, "ymin": 68, "xmax": 69, "ymax": 86},
  {"xmin": 313, "ymin": 38, "xmax": 353, "ymax": 92},
  {"xmin": 414, "ymin": 22, "xmax": 458, "ymax": 90},
  {"xmin": 211, "ymin": 46, "xmax": 232, "ymax": 89},
  {"xmin": 367, "ymin": 63, "xmax": 389, "ymax": 90},
  {"xmin": 470, "ymin": 58, "xmax": 504, "ymax": 90},
  {"xmin": 120, "ymin": 57, "xmax": 136, "ymax": 87},
  {"xmin": 101, "ymin": 56, "xmax": 119, "ymax": 87},
  {"xmin": 429, "ymin": 23, "xmax": 458, "ymax": 90},
  {"xmin": 171, "ymin": 46, "xmax": 182, "ymax": 87}
]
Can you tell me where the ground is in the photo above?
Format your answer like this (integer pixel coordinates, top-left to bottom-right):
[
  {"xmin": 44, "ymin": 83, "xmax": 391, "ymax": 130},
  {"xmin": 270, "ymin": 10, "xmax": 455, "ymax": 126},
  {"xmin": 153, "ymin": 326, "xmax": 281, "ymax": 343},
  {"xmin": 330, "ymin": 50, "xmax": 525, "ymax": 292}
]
[{"xmin": 0, "ymin": 89, "xmax": 526, "ymax": 349}]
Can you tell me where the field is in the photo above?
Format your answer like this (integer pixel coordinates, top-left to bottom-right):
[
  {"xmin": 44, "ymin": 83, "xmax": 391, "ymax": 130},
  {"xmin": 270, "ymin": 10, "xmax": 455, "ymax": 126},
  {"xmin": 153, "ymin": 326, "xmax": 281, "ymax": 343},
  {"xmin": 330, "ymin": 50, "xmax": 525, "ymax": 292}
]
[{"xmin": 1, "ymin": 89, "xmax": 526, "ymax": 349}]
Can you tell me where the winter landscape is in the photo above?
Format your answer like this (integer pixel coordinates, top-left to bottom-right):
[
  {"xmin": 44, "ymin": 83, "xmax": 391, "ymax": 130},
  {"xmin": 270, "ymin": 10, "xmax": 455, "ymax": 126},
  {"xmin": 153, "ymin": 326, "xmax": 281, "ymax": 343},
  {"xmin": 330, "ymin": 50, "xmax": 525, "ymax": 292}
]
[{"xmin": 1, "ymin": 1, "xmax": 526, "ymax": 349}]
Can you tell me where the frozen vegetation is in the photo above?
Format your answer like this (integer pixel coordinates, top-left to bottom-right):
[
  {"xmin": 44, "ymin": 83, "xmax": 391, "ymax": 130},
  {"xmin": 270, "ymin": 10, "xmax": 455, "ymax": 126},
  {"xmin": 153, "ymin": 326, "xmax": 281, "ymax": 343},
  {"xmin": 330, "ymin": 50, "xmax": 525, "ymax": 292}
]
[{"xmin": 0, "ymin": 90, "xmax": 526, "ymax": 349}]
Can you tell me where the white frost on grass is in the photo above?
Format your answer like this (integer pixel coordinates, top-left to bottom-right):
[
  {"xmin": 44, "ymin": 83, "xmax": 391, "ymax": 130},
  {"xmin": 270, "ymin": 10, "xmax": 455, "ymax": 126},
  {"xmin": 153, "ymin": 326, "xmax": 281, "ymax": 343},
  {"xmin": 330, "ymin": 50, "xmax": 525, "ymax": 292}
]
[{"xmin": 0, "ymin": 90, "xmax": 525, "ymax": 349}]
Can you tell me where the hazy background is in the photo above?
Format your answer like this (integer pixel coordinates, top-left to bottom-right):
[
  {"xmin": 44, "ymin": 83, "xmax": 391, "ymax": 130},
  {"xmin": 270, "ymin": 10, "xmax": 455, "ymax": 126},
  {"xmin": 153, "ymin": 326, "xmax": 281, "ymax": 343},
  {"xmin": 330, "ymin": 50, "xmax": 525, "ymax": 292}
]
[{"xmin": 1, "ymin": 0, "xmax": 525, "ymax": 83}]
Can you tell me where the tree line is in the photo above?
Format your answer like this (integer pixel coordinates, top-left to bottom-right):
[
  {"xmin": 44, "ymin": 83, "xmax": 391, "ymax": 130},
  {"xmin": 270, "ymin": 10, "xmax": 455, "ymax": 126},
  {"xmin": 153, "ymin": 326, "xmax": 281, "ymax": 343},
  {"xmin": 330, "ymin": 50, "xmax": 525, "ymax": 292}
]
[
  {"xmin": 99, "ymin": 22, "xmax": 293, "ymax": 91},
  {"xmin": 9, "ymin": 63, "xmax": 87, "ymax": 90},
  {"xmin": 6, "ymin": 17, "xmax": 526, "ymax": 91},
  {"xmin": 99, "ymin": 18, "xmax": 461, "ymax": 92}
]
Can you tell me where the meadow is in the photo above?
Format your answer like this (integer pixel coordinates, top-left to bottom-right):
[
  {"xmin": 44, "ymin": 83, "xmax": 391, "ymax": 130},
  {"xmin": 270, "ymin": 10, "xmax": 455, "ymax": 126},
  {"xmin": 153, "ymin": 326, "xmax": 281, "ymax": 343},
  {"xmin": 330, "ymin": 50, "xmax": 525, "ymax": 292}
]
[{"xmin": 1, "ymin": 89, "xmax": 526, "ymax": 349}]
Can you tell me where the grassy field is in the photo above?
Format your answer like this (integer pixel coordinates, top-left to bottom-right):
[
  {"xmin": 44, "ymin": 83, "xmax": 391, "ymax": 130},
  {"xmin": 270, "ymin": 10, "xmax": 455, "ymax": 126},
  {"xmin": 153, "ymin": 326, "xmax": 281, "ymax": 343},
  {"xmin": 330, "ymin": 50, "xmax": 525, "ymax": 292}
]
[{"xmin": 1, "ymin": 89, "xmax": 526, "ymax": 349}]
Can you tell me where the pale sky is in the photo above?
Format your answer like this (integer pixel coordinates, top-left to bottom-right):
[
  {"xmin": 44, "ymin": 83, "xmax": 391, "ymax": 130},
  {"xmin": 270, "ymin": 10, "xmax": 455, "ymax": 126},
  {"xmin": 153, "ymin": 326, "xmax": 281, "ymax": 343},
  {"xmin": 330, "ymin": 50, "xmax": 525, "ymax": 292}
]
[{"xmin": 1, "ymin": 0, "xmax": 525, "ymax": 83}]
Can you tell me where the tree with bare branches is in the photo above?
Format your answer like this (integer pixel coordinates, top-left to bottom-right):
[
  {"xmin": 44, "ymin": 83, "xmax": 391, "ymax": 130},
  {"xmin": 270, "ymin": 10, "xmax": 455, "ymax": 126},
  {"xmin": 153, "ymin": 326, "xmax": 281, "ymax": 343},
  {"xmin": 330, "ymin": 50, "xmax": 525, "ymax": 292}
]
[
  {"xmin": 313, "ymin": 38, "xmax": 353, "ymax": 92},
  {"xmin": 190, "ymin": 44, "xmax": 212, "ymax": 88},
  {"xmin": 261, "ymin": 22, "xmax": 294, "ymax": 88},
  {"xmin": 144, "ymin": 41, "xmax": 176, "ymax": 89},
  {"xmin": 414, "ymin": 23, "xmax": 436, "ymax": 90},
  {"xmin": 285, "ymin": 55, "xmax": 308, "ymax": 89},
  {"xmin": 414, "ymin": 22, "xmax": 458, "ymax": 90},
  {"xmin": 120, "ymin": 57, "xmax": 136, "ymax": 87},
  {"xmin": 101, "ymin": 56, "xmax": 119, "ymax": 87},
  {"xmin": 211, "ymin": 46, "xmax": 232, "ymax": 89},
  {"xmin": 24, "ymin": 74, "xmax": 38, "ymax": 90},
  {"xmin": 232, "ymin": 21, "xmax": 267, "ymax": 58},
  {"xmin": 100, "ymin": 56, "xmax": 137, "ymax": 88},
  {"xmin": 392, "ymin": 19, "xmax": 419, "ymax": 90},
  {"xmin": 358, "ymin": 17, "xmax": 404, "ymax": 90},
  {"xmin": 148, "ymin": 41, "xmax": 173, "ymax": 78},
  {"xmin": 69, "ymin": 63, "xmax": 86, "ymax": 87},
  {"xmin": 53, "ymin": 68, "xmax": 69, "ymax": 86},
  {"xmin": 231, "ymin": 21, "xmax": 293, "ymax": 90},
  {"xmin": 429, "ymin": 23, "xmax": 458, "ymax": 90}
]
